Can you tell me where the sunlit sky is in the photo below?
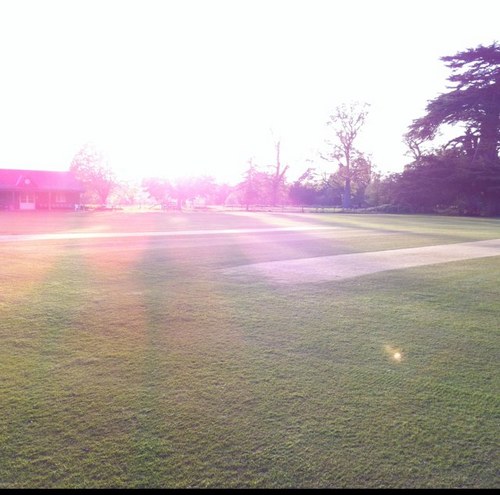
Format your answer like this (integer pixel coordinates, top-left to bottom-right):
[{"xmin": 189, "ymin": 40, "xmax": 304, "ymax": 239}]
[{"xmin": 0, "ymin": 0, "xmax": 498, "ymax": 185}]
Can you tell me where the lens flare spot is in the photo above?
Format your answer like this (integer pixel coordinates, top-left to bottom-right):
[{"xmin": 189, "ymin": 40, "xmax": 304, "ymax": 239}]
[{"xmin": 384, "ymin": 345, "xmax": 404, "ymax": 363}]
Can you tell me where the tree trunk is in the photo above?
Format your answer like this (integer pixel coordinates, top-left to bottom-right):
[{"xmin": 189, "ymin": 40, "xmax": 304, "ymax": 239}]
[
  {"xmin": 476, "ymin": 103, "xmax": 500, "ymax": 164},
  {"xmin": 343, "ymin": 177, "xmax": 351, "ymax": 209}
]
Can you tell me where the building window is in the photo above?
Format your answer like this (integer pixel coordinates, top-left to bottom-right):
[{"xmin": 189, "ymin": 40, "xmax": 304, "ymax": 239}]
[
  {"xmin": 55, "ymin": 192, "xmax": 66, "ymax": 203},
  {"xmin": 20, "ymin": 192, "xmax": 35, "ymax": 203}
]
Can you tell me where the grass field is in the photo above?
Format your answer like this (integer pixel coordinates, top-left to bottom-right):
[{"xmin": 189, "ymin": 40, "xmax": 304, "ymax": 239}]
[{"xmin": 1, "ymin": 210, "xmax": 499, "ymax": 488}]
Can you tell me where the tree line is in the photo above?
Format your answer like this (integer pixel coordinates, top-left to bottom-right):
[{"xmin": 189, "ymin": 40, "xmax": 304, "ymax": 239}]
[{"xmin": 70, "ymin": 42, "xmax": 499, "ymax": 216}]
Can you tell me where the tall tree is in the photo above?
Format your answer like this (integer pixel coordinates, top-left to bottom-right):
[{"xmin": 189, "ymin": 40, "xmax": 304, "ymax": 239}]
[
  {"xmin": 70, "ymin": 143, "xmax": 116, "ymax": 205},
  {"xmin": 322, "ymin": 102, "xmax": 371, "ymax": 208},
  {"xmin": 406, "ymin": 42, "xmax": 500, "ymax": 215},
  {"xmin": 408, "ymin": 42, "xmax": 500, "ymax": 164},
  {"xmin": 142, "ymin": 177, "xmax": 172, "ymax": 204},
  {"xmin": 238, "ymin": 159, "xmax": 270, "ymax": 210},
  {"xmin": 269, "ymin": 140, "xmax": 289, "ymax": 207}
]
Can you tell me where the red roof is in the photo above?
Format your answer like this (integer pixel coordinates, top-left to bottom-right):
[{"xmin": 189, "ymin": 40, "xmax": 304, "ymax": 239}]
[{"xmin": 0, "ymin": 169, "xmax": 84, "ymax": 192}]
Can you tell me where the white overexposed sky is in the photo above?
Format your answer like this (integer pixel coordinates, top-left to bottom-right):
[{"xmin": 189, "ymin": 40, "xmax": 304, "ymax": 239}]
[{"xmin": 0, "ymin": 0, "xmax": 498, "ymax": 185}]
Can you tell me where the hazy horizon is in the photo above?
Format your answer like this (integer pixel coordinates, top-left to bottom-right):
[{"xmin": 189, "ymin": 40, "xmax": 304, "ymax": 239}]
[{"xmin": 0, "ymin": 0, "xmax": 498, "ymax": 185}]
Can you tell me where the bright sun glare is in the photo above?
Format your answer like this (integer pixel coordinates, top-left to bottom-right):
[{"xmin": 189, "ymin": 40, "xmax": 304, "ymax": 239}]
[{"xmin": 1, "ymin": 1, "xmax": 498, "ymax": 184}]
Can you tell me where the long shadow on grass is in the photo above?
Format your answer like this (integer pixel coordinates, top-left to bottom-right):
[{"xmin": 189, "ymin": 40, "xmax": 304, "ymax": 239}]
[
  {"xmin": 123, "ymin": 222, "xmax": 390, "ymax": 487},
  {"xmin": 125, "ymin": 231, "xmax": 268, "ymax": 487},
  {"xmin": 0, "ymin": 247, "xmax": 115, "ymax": 487}
]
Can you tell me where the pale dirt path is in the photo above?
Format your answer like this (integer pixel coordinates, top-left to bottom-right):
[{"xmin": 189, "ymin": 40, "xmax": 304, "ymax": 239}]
[
  {"xmin": 2, "ymin": 228, "xmax": 499, "ymax": 283},
  {"xmin": 222, "ymin": 239, "xmax": 500, "ymax": 284}
]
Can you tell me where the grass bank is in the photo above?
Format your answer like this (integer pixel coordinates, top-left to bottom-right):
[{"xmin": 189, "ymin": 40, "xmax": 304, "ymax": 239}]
[{"xmin": 1, "ymin": 211, "xmax": 499, "ymax": 488}]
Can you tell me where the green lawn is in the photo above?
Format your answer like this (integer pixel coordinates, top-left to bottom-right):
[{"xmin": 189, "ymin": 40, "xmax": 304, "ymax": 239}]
[{"xmin": 1, "ymin": 211, "xmax": 499, "ymax": 488}]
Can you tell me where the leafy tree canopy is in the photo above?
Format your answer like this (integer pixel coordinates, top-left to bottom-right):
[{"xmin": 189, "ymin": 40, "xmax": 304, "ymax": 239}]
[
  {"xmin": 321, "ymin": 102, "xmax": 371, "ymax": 208},
  {"xmin": 408, "ymin": 42, "xmax": 500, "ymax": 163},
  {"xmin": 70, "ymin": 143, "xmax": 117, "ymax": 204}
]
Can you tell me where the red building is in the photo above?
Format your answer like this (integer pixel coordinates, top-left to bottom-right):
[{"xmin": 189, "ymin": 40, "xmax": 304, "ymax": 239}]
[{"xmin": 0, "ymin": 169, "xmax": 84, "ymax": 210}]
